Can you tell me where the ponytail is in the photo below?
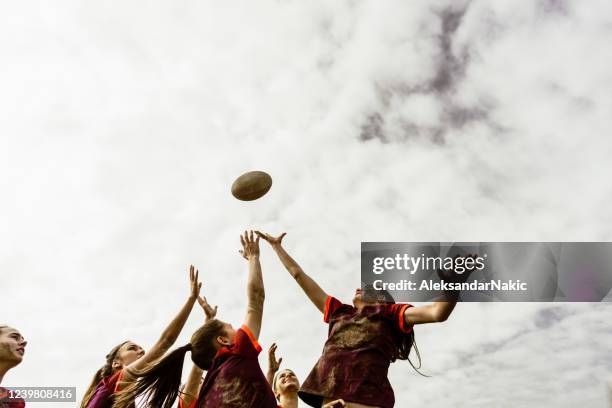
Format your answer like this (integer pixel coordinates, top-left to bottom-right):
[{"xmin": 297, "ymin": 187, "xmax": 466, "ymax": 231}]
[{"xmin": 113, "ymin": 344, "xmax": 192, "ymax": 408}]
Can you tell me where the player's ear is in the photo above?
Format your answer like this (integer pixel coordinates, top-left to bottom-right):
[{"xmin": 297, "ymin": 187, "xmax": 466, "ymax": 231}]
[
  {"xmin": 216, "ymin": 335, "xmax": 231, "ymax": 347},
  {"xmin": 111, "ymin": 358, "xmax": 121, "ymax": 370}
]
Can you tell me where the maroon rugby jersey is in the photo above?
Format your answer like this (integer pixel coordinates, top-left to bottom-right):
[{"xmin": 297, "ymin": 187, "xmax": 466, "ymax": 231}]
[
  {"xmin": 0, "ymin": 387, "xmax": 25, "ymax": 408},
  {"xmin": 85, "ymin": 369, "xmax": 134, "ymax": 408},
  {"xmin": 195, "ymin": 325, "xmax": 277, "ymax": 408},
  {"xmin": 299, "ymin": 296, "xmax": 413, "ymax": 408}
]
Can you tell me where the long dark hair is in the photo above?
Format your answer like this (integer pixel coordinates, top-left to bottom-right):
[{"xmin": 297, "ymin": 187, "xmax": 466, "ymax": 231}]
[
  {"xmin": 81, "ymin": 341, "xmax": 129, "ymax": 408},
  {"xmin": 113, "ymin": 319, "xmax": 226, "ymax": 408},
  {"xmin": 362, "ymin": 286, "xmax": 426, "ymax": 375}
]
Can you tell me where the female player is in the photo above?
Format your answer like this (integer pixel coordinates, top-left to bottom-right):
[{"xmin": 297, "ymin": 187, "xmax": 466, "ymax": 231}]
[
  {"xmin": 267, "ymin": 343, "xmax": 346, "ymax": 408},
  {"xmin": 257, "ymin": 231, "xmax": 460, "ymax": 408},
  {"xmin": 80, "ymin": 265, "xmax": 202, "ymax": 408},
  {"xmin": 0, "ymin": 325, "xmax": 27, "ymax": 408},
  {"xmin": 113, "ymin": 231, "xmax": 278, "ymax": 408}
]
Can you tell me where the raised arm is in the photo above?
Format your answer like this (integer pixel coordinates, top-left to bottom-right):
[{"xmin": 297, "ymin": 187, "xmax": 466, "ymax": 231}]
[
  {"xmin": 257, "ymin": 231, "xmax": 328, "ymax": 314},
  {"xmin": 180, "ymin": 295, "xmax": 217, "ymax": 407},
  {"xmin": 239, "ymin": 230, "xmax": 265, "ymax": 339},
  {"xmin": 123, "ymin": 265, "xmax": 201, "ymax": 378},
  {"xmin": 266, "ymin": 343, "xmax": 283, "ymax": 385}
]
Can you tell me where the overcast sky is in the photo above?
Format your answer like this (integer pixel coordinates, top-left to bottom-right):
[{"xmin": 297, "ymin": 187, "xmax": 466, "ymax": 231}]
[{"xmin": 1, "ymin": 1, "xmax": 612, "ymax": 407}]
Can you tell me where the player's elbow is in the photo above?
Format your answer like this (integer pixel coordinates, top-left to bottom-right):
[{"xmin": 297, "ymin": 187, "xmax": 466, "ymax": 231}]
[
  {"xmin": 432, "ymin": 308, "xmax": 450, "ymax": 323},
  {"xmin": 434, "ymin": 312, "xmax": 449, "ymax": 323}
]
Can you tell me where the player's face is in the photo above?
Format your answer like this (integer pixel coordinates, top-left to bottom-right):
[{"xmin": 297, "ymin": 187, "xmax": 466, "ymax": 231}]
[
  {"xmin": 353, "ymin": 287, "xmax": 387, "ymax": 306},
  {"xmin": 0, "ymin": 327, "xmax": 27, "ymax": 366},
  {"xmin": 115, "ymin": 341, "xmax": 145, "ymax": 368},
  {"xmin": 353, "ymin": 287, "xmax": 373, "ymax": 306},
  {"xmin": 215, "ymin": 321, "xmax": 237, "ymax": 346},
  {"xmin": 223, "ymin": 322, "xmax": 237, "ymax": 343},
  {"xmin": 276, "ymin": 369, "xmax": 299, "ymax": 394},
  {"xmin": 352, "ymin": 287, "xmax": 362, "ymax": 303}
]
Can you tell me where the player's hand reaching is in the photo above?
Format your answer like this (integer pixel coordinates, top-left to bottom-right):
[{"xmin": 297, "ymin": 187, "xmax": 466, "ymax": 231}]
[
  {"xmin": 239, "ymin": 230, "xmax": 260, "ymax": 260},
  {"xmin": 197, "ymin": 295, "xmax": 218, "ymax": 322},
  {"xmin": 188, "ymin": 265, "xmax": 202, "ymax": 300},
  {"xmin": 268, "ymin": 343, "xmax": 283, "ymax": 374},
  {"xmin": 255, "ymin": 231, "xmax": 286, "ymax": 248}
]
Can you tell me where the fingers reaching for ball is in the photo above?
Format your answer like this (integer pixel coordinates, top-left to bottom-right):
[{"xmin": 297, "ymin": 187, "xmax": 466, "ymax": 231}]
[
  {"xmin": 239, "ymin": 230, "xmax": 260, "ymax": 260},
  {"xmin": 255, "ymin": 231, "xmax": 286, "ymax": 248}
]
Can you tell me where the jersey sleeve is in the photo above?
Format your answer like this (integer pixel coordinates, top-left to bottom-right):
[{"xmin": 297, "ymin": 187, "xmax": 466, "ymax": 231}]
[
  {"xmin": 178, "ymin": 395, "xmax": 197, "ymax": 408},
  {"xmin": 234, "ymin": 325, "xmax": 263, "ymax": 358},
  {"xmin": 323, "ymin": 296, "xmax": 345, "ymax": 323},
  {"xmin": 381, "ymin": 303, "xmax": 414, "ymax": 334}
]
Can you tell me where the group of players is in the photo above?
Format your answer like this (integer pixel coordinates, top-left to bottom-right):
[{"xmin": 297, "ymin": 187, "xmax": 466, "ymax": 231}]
[{"xmin": 1, "ymin": 230, "xmax": 458, "ymax": 408}]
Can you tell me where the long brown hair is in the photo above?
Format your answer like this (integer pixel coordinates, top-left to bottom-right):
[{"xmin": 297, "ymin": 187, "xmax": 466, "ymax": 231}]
[
  {"xmin": 80, "ymin": 341, "xmax": 129, "ymax": 408},
  {"xmin": 113, "ymin": 319, "xmax": 226, "ymax": 408},
  {"xmin": 362, "ymin": 286, "xmax": 425, "ymax": 374}
]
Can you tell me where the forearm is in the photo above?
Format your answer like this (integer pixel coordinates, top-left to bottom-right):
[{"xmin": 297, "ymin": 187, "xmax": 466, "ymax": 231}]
[
  {"xmin": 271, "ymin": 245, "xmax": 304, "ymax": 278},
  {"xmin": 158, "ymin": 295, "xmax": 197, "ymax": 347},
  {"xmin": 124, "ymin": 295, "xmax": 197, "ymax": 375},
  {"xmin": 404, "ymin": 300, "xmax": 456, "ymax": 325},
  {"xmin": 247, "ymin": 256, "xmax": 265, "ymax": 305},
  {"xmin": 266, "ymin": 369, "xmax": 275, "ymax": 386},
  {"xmin": 244, "ymin": 255, "xmax": 265, "ymax": 338},
  {"xmin": 272, "ymin": 245, "xmax": 327, "ymax": 313},
  {"xmin": 181, "ymin": 364, "xmax": 203, "ymax": 407}
]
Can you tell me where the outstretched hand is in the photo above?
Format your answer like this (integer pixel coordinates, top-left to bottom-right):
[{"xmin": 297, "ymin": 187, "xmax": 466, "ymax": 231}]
[
  {"xmin": 239, "ymin": 230, "xmax": 260, "ymax": 260},
  {"xmin": 255, "ymin": 231, "xmax": 286, "ymax": 248},
  {"xmin": 437, "ymin": 253, "xmax": 479, "ymax": 283},
  {"xmin": 189, "ymin": 265, "xmax": 202, "ymax": 299},
  {"xmin": 268, "ymin": 343, "xmax": 283, "ymax": 374},
  {"xmin": 197, "ymin": 295, "xmax": 218, "ymax": 322}
]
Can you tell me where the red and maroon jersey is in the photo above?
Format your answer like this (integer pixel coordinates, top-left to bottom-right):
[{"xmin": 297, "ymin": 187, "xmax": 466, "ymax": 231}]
[
  {"xmin": 0, "ymin": 387, "xmax": 25, "ymax": 408},
  {"xmin": 299, "ymin": 296, "xmax": 413, "ymax": 408},
  {"xmin": 195, "ymin": 325, "xmax": 277, "ymax": 408},
  {"xmin": 86, "ymin": 370, "xmax": 134, "ymax": 408}
]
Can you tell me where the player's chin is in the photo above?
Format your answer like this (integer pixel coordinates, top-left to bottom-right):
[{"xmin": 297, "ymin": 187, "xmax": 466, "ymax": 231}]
[{"xmin": 285, "ymin": 383, "xmax": 300, "ymax": 392}]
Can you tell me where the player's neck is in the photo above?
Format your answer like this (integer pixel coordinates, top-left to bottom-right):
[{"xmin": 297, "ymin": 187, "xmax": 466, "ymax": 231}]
[{"xmin": 278, "ymin": 392, "xmax": 299, "ymax": 408}]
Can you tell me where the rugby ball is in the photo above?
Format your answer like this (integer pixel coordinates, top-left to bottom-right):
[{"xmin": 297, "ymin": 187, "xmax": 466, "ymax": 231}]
[{"xmin": 231, "ymin": 171, "xmax": 273, "ymax": 201}]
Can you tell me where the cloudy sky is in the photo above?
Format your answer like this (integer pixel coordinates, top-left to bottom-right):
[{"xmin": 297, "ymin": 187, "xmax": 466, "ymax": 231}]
[{"xmin": 1, "ymin": 1, "xmax": 612, "ymax": 407}]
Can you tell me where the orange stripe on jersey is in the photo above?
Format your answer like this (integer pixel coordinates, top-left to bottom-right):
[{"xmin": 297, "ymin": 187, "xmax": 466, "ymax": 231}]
[
  {"xmin": 113, "ymin": 369, "xmax": 125, "ymax": 393},
  {"xmin": 241, "ymin": 325, "xmax": 262, "ymax": 352},
  {"xmin": 179, "ymin": 396, "xmax": 197, "ymax": 408},
  {"xmin": 323, "ymin": 295, "xmax": 333, "ymax": 322},
  {"xmin": 398, "ymin": 304, "xmax": 413, "ymax": 333}
]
